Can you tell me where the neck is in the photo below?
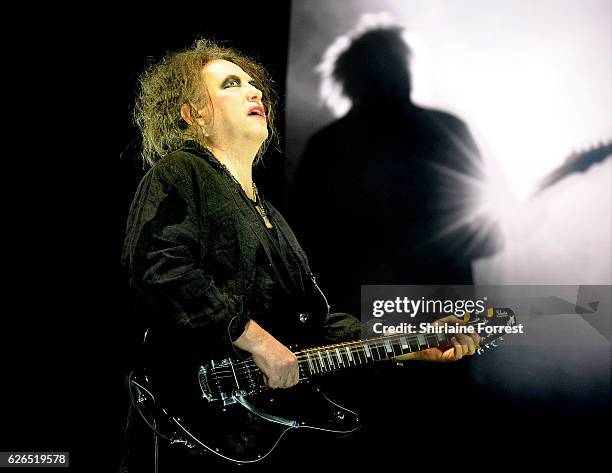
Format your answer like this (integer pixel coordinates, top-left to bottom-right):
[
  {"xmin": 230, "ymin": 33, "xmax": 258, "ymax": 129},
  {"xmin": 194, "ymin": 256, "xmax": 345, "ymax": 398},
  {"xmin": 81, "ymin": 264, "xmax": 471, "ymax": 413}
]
[
  {"xmin": 293, "ymin": 331, "xmax": 451, "ymax": 376},
  {"xmin": 236, "ymin": 331, "xmax": 453, "ymax": 392},
  {"xmin": 208, "ymin": 142, "xmax": 258, "ymax": 200}
]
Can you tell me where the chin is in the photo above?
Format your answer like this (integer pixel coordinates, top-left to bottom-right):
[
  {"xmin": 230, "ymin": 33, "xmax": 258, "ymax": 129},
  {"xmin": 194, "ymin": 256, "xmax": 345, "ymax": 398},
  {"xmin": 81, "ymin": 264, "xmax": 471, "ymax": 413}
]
[
  {"xmin": 254, "ymin": 127, "xmax": 269, "ymax": 142},
  {"xmin": 244, "ymin": 123, "xmax": 268, "ymax": 143}
]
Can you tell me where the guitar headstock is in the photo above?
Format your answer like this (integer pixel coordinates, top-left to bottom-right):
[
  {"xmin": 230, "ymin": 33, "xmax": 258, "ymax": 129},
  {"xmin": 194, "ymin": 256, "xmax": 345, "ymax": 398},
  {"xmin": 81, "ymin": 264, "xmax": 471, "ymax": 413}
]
[
  {"xmin": 533, "ymin": 141, "xmax": 612, "ymax": 195},
  {"xmin": 462, "ymin": 307, "xmax": 518, "ymax": 355}
]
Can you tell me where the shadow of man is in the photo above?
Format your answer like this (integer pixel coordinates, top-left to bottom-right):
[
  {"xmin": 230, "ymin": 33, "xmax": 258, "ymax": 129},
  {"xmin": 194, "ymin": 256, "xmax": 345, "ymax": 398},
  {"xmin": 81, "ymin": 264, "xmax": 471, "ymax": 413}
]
[{"xmin": 291, "ymin": 26, "xmax": 503, "ymax": 317}]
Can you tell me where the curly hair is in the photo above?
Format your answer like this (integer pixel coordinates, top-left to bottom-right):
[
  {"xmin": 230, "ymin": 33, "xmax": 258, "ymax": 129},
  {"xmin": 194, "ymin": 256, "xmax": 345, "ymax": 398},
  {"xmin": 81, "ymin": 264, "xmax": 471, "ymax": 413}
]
[{"xmin": 134, "ymin": 38, "xmax": 278, "ymax": 166}]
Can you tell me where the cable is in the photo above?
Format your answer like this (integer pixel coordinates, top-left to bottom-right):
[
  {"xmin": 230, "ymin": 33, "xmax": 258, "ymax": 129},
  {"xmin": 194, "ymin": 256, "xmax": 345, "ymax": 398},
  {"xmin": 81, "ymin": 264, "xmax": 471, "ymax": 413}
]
[
  {"xmin": 127, "ymin": 370, "xmax": 175, "ymax": 443},
  {"xmin": 153, "ymin": 418, "xmax": 159, "ymax": 473}
]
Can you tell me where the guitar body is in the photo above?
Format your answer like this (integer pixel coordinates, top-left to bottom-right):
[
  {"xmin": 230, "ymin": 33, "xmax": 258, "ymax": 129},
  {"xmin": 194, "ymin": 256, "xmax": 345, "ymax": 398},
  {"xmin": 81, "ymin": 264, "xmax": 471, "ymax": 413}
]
[{"xmin": 129, "ymin": 362, "xmax": 360, "ymax": 464}]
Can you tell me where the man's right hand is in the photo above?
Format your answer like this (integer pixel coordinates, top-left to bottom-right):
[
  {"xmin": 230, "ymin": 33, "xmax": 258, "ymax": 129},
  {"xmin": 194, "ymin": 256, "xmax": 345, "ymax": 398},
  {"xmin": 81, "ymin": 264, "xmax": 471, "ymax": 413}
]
[{"xmin": 233, "ymin": 320, "xmax": 299, "ymax": 389}]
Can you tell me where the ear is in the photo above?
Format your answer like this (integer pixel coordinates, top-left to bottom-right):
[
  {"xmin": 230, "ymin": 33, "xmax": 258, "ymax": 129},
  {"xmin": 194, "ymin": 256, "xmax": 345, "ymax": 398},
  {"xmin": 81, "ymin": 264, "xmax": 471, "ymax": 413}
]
[
  {"xmin": 181, "ymin": 103, "xmax": 208, "ymax": 127},
  {"xmin": 180, "ymin": 103, "xmax": 195, "ymax": 125}
]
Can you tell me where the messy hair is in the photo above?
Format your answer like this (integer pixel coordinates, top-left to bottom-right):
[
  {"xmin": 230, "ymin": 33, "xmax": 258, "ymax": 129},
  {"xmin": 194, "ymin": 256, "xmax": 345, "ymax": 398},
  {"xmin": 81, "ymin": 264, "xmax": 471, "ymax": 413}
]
[{"xmin": 134, "ymin": 38, "xmax": 278, "ymax": 166}]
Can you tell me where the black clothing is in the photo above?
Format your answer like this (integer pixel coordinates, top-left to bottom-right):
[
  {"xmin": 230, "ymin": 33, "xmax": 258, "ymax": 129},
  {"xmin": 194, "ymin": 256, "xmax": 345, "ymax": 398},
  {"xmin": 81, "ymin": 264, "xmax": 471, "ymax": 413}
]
[
  {"xmin": 122, "ymin": 143, "xmax": 360, "ymax": 348},
  {"xmin": 119, "ymin": 144, "xmax": 360, "ymax": 472}
]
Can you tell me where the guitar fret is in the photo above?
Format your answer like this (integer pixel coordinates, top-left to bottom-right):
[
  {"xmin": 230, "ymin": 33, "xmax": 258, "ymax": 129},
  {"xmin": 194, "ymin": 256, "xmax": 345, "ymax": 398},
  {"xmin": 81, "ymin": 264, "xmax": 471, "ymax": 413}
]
[
  {"xmin": 314, "ymin": 352, "xmax": 322, "ymax": 373},
  {"xmin": 317, "ymin": 351, "xmax": 326, "ymax": 371},
  {"xmin": 345, "ymin": 346, "xmax": 354, "ymax": 364},
  {"xmin": 371, "ymin": 344, "xmax": 379, "ymax": 360},
  {"xmin": 374, "ymin": 343, "xmax": 384, "ymax": 360},
  {"xmin": 306, "ymin": 352, "xmax": 315, "ymax": 374},
  {"xmin": 416, "ymin": 334, "xmax": 427, "ymax": 348},
  {"xmin": 363, "ymin": 343, "xmax": 372, "ymax": 359},
  {"xmin": 335, "ymin": 348, "xmax": 344, "ymax": 367},
  {"xmin": 383, "ymin": 339, "xmax": 393, "ymax": 354},
  {"xmin": 400, "ymin": 337, "xmax": 409, "ymax": 350},
  {"xmin": 354, "ymin": 345, "xmax": 363, "ymax": 364}
]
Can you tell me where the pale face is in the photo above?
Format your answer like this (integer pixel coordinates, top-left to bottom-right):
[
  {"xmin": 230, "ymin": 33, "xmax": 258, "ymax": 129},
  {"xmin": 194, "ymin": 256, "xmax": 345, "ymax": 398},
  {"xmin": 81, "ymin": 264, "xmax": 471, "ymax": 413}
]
[{"xmin": 199, "ymin": 59, "xmax": 268, "ymax": 151}]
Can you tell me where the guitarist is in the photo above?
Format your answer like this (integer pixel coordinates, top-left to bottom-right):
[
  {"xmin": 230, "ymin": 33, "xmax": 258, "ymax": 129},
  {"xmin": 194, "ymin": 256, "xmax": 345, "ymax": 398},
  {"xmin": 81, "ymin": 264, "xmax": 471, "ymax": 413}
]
[{"xmin": 120, "ymin": 38, "xmax": 480, "ymax": 472}]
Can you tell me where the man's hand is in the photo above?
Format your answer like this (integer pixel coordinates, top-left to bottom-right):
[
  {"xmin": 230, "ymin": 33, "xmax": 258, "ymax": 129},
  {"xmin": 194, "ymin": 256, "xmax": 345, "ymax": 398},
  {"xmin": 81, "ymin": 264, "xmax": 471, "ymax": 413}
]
[
  {"xmin": 233, "ymin": 320, "xmax": 299, "ymax": 388},
  {"xmin": 394, "ymin": 316, "xmax": 480, "ymax": 362}
]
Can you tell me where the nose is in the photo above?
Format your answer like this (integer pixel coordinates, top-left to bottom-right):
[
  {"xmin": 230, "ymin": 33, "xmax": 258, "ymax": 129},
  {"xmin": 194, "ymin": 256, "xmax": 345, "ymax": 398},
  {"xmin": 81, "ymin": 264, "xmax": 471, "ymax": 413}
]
[{"xmin": 247, "ymin": 83, "xmax": 263, "ymax": 102}]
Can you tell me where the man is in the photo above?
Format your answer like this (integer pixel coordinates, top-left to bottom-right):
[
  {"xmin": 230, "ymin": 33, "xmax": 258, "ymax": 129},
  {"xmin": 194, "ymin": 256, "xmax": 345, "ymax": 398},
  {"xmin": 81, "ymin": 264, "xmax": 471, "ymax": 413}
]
[{"xmin": 120, "ymin": 38, "xmax": 479, "ymax": 472}]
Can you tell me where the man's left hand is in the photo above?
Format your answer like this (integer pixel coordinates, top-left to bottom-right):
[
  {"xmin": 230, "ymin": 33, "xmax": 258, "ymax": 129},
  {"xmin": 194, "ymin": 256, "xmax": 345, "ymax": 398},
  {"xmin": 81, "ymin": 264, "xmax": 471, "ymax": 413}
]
[{"xmin": 393, "ymin": 316, "xmax": 480, "ymax": 362}]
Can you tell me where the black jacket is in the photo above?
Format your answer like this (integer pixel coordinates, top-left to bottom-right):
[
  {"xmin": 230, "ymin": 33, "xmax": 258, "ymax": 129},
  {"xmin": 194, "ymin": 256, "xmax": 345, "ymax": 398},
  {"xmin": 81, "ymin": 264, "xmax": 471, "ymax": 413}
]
[{"xmin": 122, "ymin": 144, "xmax": 360, "ymax": 356}]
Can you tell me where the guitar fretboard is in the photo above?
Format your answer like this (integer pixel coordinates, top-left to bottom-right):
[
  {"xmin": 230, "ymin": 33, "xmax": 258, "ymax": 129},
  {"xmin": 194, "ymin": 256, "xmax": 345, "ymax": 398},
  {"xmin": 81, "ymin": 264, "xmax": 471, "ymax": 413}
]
[
  {"xmin": 294, "ymin": 332, "xmax": 452, "ymax": 375},
  {"xmin": 227, "ymin": 310, "xmax": 514, "ymax": 394}
]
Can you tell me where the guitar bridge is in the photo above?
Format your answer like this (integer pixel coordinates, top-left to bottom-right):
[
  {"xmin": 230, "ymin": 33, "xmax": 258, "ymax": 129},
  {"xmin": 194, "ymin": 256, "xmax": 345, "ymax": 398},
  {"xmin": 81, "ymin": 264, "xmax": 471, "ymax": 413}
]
[
  {"xmin": 199, "ymin": 359, "xmax": 231, "ymax": 402},
  {"xmin": 198, "ymin": 358, "xmax": 261, "ymax": 404}
]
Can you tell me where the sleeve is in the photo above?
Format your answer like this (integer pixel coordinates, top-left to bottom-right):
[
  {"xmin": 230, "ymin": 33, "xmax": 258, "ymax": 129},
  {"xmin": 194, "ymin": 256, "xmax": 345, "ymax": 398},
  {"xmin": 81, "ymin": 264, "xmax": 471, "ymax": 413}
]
[
  {"xmin": 123, "ymin": 159, "xmax": 249, "ymax": 344},
  {"xmin": 321, "ymin": 312, "xmax": 362, "ymax": 343}
]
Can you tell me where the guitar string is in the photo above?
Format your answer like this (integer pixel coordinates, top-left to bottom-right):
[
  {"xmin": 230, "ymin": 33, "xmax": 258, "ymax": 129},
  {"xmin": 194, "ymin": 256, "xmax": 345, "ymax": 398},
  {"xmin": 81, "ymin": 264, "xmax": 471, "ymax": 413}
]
[
  {"xmin": 237, "ymin": 332, "xmax": 453, "ymax": 367},
  {"xmin": 193, "ymin": 333, "xmax": 490, "ymax": 413},
  {"xmin": 224, "ymin": 333, "xmax": 454, "ymax": 374},
  {"xmin": 200, "ymin": 306, "xmax": 500, "ymax": 382},
  {"xmin": 211, "ymin": 350, "xmax": 417, "ymax": 389},
  {"xmin": 213, "ymin": 340, "xmax": 443, "ymax": 377},
  {"xmin": 203, "ymin": 330, "xmax": 494, "ymax": 388},
  {"xmin": 213, "ymin": 326, "xmax": 486, "ymax": 378},
  {"xmin": 209, "ymin": 333, "xmax": 488, "ymax": 385},
  {"xmin": 210, "ymin": 346, "xmax": 471, "ymax": 390},
  {"xmin": 208, "ymin": 336, "xmax": 456, "ymax": 382}
]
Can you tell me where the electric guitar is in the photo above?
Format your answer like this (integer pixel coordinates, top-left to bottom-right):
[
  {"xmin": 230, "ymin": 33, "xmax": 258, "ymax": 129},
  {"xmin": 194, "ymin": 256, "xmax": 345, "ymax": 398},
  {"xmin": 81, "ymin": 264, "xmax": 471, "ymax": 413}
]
[{"xmin": 128, "ymin": 307, "xmax": 517, "ymax": 464}]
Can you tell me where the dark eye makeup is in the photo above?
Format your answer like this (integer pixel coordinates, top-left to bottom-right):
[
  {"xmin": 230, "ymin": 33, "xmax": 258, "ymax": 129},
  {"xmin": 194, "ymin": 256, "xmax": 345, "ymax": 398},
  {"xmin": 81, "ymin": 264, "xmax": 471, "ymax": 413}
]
[{"xmin": 222, "ymin": 75, "xmax": 259, "ymax": 90}]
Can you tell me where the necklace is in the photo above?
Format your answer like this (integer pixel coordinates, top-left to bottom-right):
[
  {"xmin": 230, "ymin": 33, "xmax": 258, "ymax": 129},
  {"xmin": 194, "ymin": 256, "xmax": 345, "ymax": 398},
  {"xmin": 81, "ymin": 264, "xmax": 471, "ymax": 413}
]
[
  {"xmin": 252, "ymin": 182, "xmax": 271, "ymax": 225},
  {"xmin": 213, "ymin": 156, "xmax": 271, "ymax": 226}
]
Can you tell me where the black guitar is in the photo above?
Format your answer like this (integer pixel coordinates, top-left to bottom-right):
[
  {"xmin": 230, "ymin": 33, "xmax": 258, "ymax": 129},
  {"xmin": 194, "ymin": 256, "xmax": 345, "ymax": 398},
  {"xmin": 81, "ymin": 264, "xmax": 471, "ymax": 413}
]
[{"xmin": 128, "ymin": 308, "xmax": 517, "ymax": 464}]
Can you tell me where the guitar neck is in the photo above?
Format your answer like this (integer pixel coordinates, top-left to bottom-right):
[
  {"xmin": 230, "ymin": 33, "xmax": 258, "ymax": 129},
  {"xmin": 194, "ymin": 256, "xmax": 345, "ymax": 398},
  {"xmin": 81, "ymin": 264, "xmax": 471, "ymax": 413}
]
[
  {"xmin": 293, "ymin": 331, "xmax": 452, "ymax": 375},
  {"xmin": 231, "ymin": 309, "xmax": 514, "ymax": 393}
]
